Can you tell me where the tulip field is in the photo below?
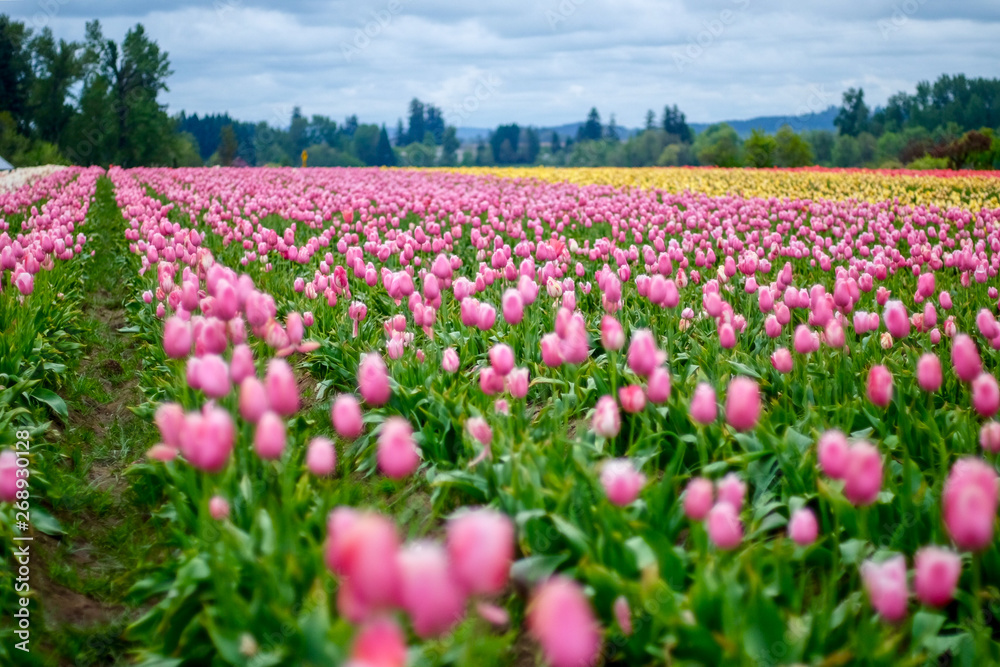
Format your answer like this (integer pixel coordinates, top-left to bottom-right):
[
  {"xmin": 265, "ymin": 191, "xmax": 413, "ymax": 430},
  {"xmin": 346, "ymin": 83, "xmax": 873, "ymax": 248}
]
[{"xmin": 3, "ymin": 165, "xmax": 1000, "ymax": 666}]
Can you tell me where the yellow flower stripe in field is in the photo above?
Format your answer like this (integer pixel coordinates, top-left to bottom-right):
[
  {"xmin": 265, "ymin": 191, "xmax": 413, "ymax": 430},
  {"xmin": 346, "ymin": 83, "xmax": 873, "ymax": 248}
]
[{"xmin": 432, "ymin": 167, "xmax": 1000, "ymax": 211}]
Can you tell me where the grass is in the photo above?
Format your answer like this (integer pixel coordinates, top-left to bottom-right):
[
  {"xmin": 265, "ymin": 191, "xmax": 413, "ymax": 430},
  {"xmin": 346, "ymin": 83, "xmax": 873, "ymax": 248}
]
[{"xmin": 29, "ymin": 177, "xmax": 167, "ymax": 666}]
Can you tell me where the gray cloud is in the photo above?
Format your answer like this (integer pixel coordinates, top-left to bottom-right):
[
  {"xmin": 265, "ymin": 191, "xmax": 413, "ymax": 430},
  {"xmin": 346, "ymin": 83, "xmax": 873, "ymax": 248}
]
[{"xmin": 4, "ymin": 0, "xmax": 997, "ymax": 128}]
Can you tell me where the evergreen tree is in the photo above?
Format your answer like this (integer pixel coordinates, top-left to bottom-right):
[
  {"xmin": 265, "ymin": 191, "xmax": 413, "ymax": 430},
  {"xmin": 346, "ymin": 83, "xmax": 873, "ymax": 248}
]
[
  {"xmin": 374, "ymin": 124, "xmax": 396, "ymax": 166},
  {"xmin": 662, "ymin": 104, "xmax": 692, "ymax": 142},
  {"xmin": 218, "ymin": 124, "xmax": 238, "ymax": 166},
  {"xmin": 578, "ymin": 107, "xmax": 602, "ymax": 142},
  {"xmin": 0, "ymin": 17, "xmax": 35, "ymax": 133},
  {"xmin": 425, "ymin": 104, "xmax": 445, "ymax": 144},
  {"xmin": 406, "ymin": 98, "xmax": 425, "ymax": 144},
  {"xmin": 71, "ymin": 21, "xmax": 173, "ymax": 166},
  {"xmin": 29, "ymin": 28, "xmax": 81, "ymax": 146},
  {"xmin": 605, "ymin": 114, "xmax": 620, "ymax": 143},
  {"xmin": 440, "ymin": 126, "xmax": 459, "ymax": 165},
  {"xmin": 834, "ymin": 88, "xmax": 870, "ymax": 137}
]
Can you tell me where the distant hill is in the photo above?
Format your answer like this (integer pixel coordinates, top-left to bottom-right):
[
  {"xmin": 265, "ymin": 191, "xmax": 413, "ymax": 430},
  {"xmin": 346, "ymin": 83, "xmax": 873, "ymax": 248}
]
[
  {"xmin": 689, "ymin": 106, "xmax": 839, "ymax": 138},
  {"xmin": 456, "ymin": 106, "xmax": 839, "ymax": 144}
]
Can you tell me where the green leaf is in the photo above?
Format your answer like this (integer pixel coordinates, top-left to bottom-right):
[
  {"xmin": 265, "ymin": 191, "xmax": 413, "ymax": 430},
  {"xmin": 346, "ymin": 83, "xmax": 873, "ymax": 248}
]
[
  {"xmin": 31, "ymin": 507, "xmax": 64, "ymax": 536},
  {"xmin": 549, "ymin": 514, "xmax": 589, "ymax": 555},
  {"xmin": 30, "ymin": 387, "xmax": 68, "ymax": 418},
  {"xmin": 625, "ymin": 536, "xmax": 657, "ymax": 571},
  {"xmin": 510, "ymin": 554, "xmax": 568, "ymax": 585},
  {"xmin": 911, "ymin": 610, "xmax": 945, "ymax": 645},
  {"xmin": 728, "ymin": 360, "xmax": 762, "ymax": 379}
]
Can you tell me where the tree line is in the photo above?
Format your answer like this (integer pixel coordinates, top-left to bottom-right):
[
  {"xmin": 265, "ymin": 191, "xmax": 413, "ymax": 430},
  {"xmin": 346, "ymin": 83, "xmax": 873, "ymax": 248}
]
[{"xmin": 2, "ymin": 14, "xmax": 998, "ymax": 170}]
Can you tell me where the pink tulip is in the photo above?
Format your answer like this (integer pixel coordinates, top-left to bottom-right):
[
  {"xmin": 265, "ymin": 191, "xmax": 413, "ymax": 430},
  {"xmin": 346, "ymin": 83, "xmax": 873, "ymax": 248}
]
[
  {"xmin": 884, "ymin": 301, "xmax": 910, "ymax": 339},
  {"xmin": 793, "ymin": 325, "xmax": 818, "ymax": 354},
  {"xmin": 254, "ymin": 411, "xmax": 286, "ymax": 460},
  {"xmin": 867, "ymin": 365, "xmax": 893, "ymax": 407},
  {"xmin": 718, "ymin": 323, "xmax": 736, "ymax": 349},
  {"xmin": 306, "ymin": 437, "xmax": 337, "ymax": 476},
  {"xmin": 628, "ymin": 329, "xmax": 660, "ymax": 377},
  {"xmin": 943, "ymin": 458, "xmax": 998, "ymax": 551},
  {"xmin": 14, "ymin": 271, "xmax": 33, "ymax": 295},
  {"xmin": 230, "ymin": 344, "xmax": 256, "ymax": 384},
  {"xmin": 764, "ymin": 315, "xmax": 782, "ymax": 338},
  {"xmin": 914, "ymin": 546, "xmax": 961, "ymax": 607},
  {"xmin": 540, "ymin": 332, "xmax": 563, "ymax": 367},
  {"xmin": 479, "ymin": 367, "xmax": 505, "ymax": 395},
  {"xmin": 163, "ymin": 316, "xmax": 192, "ymax": 359},
  {"xmin": 592, "ymin": 395, "xmax": 621, "ymax": 438},
  {"xmin": 600, "ymin": 315, "xmax": 625, "ymax": 351},
  {"xmin": 476, "ymin": 601, "xmax": 510, "ymax": 627},
  {"xmin": 683, "ymin": 477, "xmax": 714, "ymax": 520},
  {"xmin": 332, "ymin": 394, "xmax": 364, "ymax": 440},
  {"xmin": 788, "ymin": 508, "xmax": 818, "ymax": 546},
  {"xmin": 263, "ymin": 358, "xmax": 299, "ymax": 415},
  {"xmin": 0, "ymin": 450, "xmax": 18, "ymax": 503},
  {"xmin": 817, "ymin": 430, "xmax": 850, "ymax": 479},
  {"xmin": 861, "ymin": 555, "xmax": 909, "ymax": 622},
  {"xmin": 209, "ymin": 495, "xmax": 230, "ymax": 520},
  {"xmin": 441, "ymin": 347, "xmax": 460, "ymax": 373},
  {"xmin": 196, "ymin": 354, "xmax": 231, "ymax": 398},
  {"xmin": 446, "ymin": 508, "xmax": 514, "ymax": 595},
  {"xmin": 916, "ymin": 353, "xmax": 942, "ymax": 392},
  {"xmin": 613, "ymin": 596, "xmax": 633, "ymax": 636},
  {"xmin": 843, "ymin": 441, "xmax": 883, "ymax": 506},
  {"xmin": 506, "ymin": 367, "xmax": 529, "ymax": 398},
  {"xmin": 155, "ymin": 402, "xmax": 186, "ymax": 448},
  {"xmin": 559, "ymin": 314, "xmax": 589, "ymax": 364},
  {"xmin": 502, "ymin": 288, "xmax": 524, "ymax": 324},
  {"xmin": 618, "ymin": 385, "xmax": 646, "ymax": 414},
  {"xmin": 489, "ymin": 343, "xmax": 515, "ymax": 376},
  {"xmin": 725, "ymin": 377, "xmax": 760, "ymax": 431},
  {"xmin": 528, "ymin": 577, "xmax": 602, "ymax": 667},
  {"xmin": 325, "ymin": 508, "xmax": 402, "ymax": 609},
  {"xmin": 600, "ymin": 459, "xmax": 646, "ymax": 506},
  {"xmin": 690, "ymin": 382, "xmax": 717, "ymax": 425},
  {"xmin": 239, "ymin": 377, "xmax": 269, "ymax": 423},
  {"xmin": 951, "ymin": 334, "xmax": 981, "ymax": 382},
  {"xmin": 476, "ymin": 302, "xmax": 496, "ymax": 330},
  {"xmin": 980, "ymin": 421, "xmax": 1000, "ymax": 453},
  {"xmin": 179, "ymin": 406, "xmax": 234, "ymax": 474},
  {"xmin": 358, "ymin": 352, "xmax": 391, "ymax": 406},
  {"xmin": 466, "ymin": 416, "xmax": 492, "ymax": 448},
  {"xmin": 377, "ymin": 417, "xmax": 420, "ymax": 478},
  {"xmin": 646, "ymin": 366, "xmax": 671, "ymax": 403},
  {"xmin": 397, "ymin": 541, "xmax": 467, "ymax": 637},
  {"xmin": 716, "ymin": 473, "xmax": 746, "ymax": 510},
  {"xmin": 770, "ymin": 347, "xmax": 793, "ymax": 373},
  {"xmin": 706, "ymin": 502, "xmax": 743, "ymax": 550},
  {"xmin": 971, "ymin": 373, "xmax": 1000, "ymax": 417}
]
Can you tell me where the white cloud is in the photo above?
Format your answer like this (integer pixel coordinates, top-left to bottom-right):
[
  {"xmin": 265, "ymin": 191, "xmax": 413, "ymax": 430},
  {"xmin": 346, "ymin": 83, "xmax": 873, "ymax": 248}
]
[{"xmin": 6, "ymin": 0, "xmax": 998, "ymax": 128}]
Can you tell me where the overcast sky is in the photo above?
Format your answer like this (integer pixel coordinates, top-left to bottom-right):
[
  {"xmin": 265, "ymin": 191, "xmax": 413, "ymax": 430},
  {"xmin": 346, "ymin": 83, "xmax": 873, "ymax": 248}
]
[{"xmin": 4, "ymin": 0, "xmax": 998, "ymax": 128}]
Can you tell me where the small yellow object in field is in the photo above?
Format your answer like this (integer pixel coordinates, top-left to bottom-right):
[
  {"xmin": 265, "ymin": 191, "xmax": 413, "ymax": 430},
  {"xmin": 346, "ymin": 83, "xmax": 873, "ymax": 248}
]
[{"xmin": 301, "ymin": 149, "xmax": 308, "ymax": 167}]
